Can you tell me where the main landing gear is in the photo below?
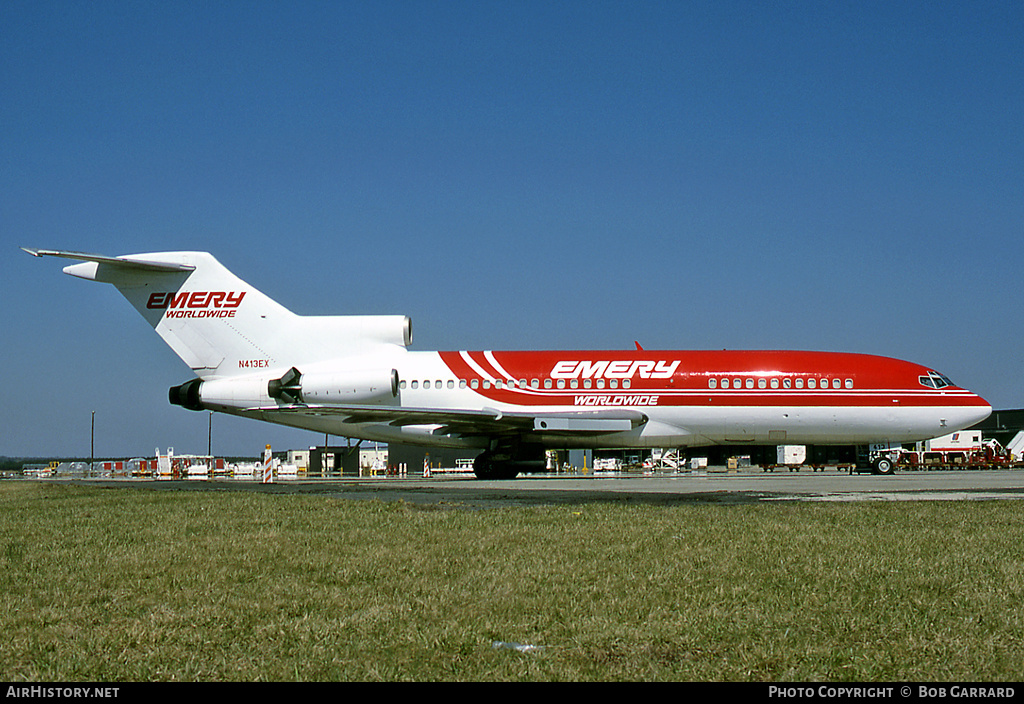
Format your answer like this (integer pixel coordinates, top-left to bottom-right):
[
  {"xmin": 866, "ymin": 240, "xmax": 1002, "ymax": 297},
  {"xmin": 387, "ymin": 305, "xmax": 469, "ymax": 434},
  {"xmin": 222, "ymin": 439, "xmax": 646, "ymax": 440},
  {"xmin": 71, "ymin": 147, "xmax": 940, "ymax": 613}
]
[
  {"xmin": 473, "ymin": 443, "xmax": 546, "ymax": 480},
  {"xmin": 871, "ymin": 456, "xmax": 895, "ymax": 475}
]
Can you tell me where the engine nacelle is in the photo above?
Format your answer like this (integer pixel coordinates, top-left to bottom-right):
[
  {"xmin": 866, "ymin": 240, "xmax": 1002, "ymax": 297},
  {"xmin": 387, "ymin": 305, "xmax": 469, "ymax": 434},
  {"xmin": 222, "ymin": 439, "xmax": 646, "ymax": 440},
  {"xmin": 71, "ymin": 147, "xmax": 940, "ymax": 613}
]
[
  {"xmin": 304, "ymin": 315, "xmax": 412, "ymax": 352},
  {"xmin": 297, "ymin": 369, "xmax": 399, "ymax": 405},
  {"xmin": 170, "ymin": 367, "xmax": 400, "ymax": 412},
  {"xmin": 201, "ymin": 375, "xmax": 272, "ymax": 409},
  {"xmin": 170, "ymin": 375, "xmax": 270, "ymax": 411}
]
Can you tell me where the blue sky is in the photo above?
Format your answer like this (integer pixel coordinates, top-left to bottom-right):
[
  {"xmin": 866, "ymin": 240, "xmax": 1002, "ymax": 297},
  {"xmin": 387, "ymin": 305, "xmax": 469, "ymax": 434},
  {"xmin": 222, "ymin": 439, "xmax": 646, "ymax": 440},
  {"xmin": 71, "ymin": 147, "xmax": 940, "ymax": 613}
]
[{"xmin": 2, "ymin": 1, "xmax": 1022, "ymax": 458}]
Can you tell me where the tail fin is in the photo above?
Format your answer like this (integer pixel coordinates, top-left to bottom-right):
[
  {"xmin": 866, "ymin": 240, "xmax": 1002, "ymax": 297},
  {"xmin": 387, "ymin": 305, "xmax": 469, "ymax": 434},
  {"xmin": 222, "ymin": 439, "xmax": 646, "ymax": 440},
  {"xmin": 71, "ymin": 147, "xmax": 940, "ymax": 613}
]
[{"xmin": 24, "ymin": 249, "xmax": 411, "ymax": 378}]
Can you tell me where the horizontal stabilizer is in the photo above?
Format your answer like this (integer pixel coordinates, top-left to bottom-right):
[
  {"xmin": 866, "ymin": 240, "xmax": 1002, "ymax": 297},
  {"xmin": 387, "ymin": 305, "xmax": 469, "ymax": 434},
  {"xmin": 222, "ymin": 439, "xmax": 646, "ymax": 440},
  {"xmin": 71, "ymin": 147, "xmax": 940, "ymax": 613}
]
[{"xmin": 20, "ymin": 248, "xmax": 196, "ymax": 273}]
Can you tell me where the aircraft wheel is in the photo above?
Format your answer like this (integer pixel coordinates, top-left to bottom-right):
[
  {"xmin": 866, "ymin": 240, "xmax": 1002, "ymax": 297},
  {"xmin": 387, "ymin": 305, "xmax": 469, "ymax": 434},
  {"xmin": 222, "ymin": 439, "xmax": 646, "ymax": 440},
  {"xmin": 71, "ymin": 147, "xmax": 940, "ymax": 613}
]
[
  {"xmin": 473, "ymin": 452, "xmax": 520, "ymax": 480},
  {"xmin": 873, "ymin": 456, "xmax": 895, "ymax": 475}
]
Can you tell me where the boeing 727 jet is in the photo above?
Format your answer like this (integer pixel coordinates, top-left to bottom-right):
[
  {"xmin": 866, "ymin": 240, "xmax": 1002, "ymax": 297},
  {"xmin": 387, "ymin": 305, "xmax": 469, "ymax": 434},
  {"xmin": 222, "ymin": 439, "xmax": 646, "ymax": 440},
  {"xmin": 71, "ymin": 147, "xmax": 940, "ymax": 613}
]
[{"xmin": 25, "ymin": 248, "xmax": 992, "ymax": 478}]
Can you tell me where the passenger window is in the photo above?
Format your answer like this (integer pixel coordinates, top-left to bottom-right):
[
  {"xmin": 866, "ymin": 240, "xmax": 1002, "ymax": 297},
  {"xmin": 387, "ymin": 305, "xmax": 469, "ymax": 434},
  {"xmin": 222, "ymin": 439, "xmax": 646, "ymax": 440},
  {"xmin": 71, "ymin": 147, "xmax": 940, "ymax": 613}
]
[
  {"xmin": 411, "ymin": 381, "xmax": 419, "ymax": 389},
  {"xmin": 709, "ymin": 379, "xmax": 718, "ymax": 389},
  {"xmin": 448, "ymin": 380, "xmax": 455, "ymax": 389},
  {"xmin": 460, "ymin": 380, "xmax": 467, "ymax": 389},
  {"xmin": 783, "ymin": 378, "xmax": 791, "ymax": 389},
  {"xmin": 622, "ymin": 379, "xmax": 630, "ymax": 389},
  {"xmin": 770, "ymin": 378, "xmax": 779, "ymax": 389},
  {"xmin": 609, "ymin": 379, "xmax": 618, "ymax": 389},
  {"xmin": 745, "ymin": 379, "xmax": 754, "ymax": 389},
  {"xmin": 844, "ymin": 379, "xmax": 853, "ymax": 389},
  {"xmin": 544, "ymin": 379, "xmax": 553, "ymax": 389},
  {"xmin": 557, "ymin": 379, "xmax": 566, "ymax": 389},
  {"xmin": 795, "ymin": 379, "xmax": 804, "ymax": 389},
  {"xmin": 584, "ymin": 379, "xmax": 592, "ymax": 389},
  {"xmin": 531, "ymin": 379, "xmax": 539, "ymax": 389},
  {"xmin": 471, "ymin": 379, "xmax": 479, "ymax": 389},
  {"xmin": 400, "ymin": 380, "xmax": 407, "ymax": 390},
  {"xmin": 832, "ymin": 379, "xmax": 841, "ymax": 389},
  {"xmin": 758, "ymin": 378, "xmax": 767, "ymax": 389},
  {"xmin": 571, "ymin": 379, "xmax": 580, "ymax": 389},
  {"xmin": 808, "ymin": 379, "xmax": 816, "ymax": 389}
]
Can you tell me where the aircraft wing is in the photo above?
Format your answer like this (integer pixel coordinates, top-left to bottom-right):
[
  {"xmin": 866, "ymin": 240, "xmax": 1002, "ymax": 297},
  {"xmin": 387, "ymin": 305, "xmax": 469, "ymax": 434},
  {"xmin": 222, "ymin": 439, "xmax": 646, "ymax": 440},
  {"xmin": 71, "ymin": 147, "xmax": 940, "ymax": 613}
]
[{"xmin": 254, "ymin": 404, "xmax": 647, "ymax": 439}]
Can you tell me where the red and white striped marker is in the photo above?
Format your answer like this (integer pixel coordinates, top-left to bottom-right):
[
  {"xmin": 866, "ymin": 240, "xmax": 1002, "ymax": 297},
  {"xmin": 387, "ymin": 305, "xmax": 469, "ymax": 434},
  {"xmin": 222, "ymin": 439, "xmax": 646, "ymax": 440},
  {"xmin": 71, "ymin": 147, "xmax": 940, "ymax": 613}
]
[{"xmin": 262, "ymin": 444, "xmax": 273, "ymax": 483}]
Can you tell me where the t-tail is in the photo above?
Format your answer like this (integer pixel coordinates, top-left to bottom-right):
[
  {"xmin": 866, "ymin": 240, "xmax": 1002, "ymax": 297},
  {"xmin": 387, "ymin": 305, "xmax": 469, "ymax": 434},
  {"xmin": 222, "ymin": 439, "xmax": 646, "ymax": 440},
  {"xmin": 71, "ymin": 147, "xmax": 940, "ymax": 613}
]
[{"xmin": 21, "ymin": 249, "xmax": 412, "ymax": 383}]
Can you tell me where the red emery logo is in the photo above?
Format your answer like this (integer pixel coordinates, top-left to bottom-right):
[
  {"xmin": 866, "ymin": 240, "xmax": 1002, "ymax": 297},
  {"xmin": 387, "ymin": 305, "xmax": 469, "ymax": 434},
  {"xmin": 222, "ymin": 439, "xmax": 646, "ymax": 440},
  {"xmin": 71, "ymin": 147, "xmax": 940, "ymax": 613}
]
[
  {"xmin": 550, "ymin": 359, "xmax": 680, "ymax": 380},
  {"xmin": 147, "ymin": 291, "xmax": 246, "ymax": 319}
]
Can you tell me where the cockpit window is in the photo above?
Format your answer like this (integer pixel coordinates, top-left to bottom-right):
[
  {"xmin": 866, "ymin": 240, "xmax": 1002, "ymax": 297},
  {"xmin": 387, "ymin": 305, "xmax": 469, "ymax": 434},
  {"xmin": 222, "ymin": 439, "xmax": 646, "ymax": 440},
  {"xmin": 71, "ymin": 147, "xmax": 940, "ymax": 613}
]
[{"xmin": 919, "ymin": 371, "xmax": 953, "ymax": 389}]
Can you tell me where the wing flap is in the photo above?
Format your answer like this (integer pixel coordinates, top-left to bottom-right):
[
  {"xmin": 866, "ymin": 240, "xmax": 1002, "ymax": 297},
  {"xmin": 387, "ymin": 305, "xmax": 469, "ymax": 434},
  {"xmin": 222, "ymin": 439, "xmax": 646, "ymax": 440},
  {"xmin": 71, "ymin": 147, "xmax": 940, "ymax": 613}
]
[{"xmin": 255, "ymin": 404, "xmax": 647, "ymax": 438}]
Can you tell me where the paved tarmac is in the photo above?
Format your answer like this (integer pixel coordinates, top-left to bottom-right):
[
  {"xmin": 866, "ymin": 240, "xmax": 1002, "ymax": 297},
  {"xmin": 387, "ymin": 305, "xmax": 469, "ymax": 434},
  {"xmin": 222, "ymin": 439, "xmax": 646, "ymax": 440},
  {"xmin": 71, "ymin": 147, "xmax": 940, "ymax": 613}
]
[{"xmin": 74, "ymin": 467, "xmax": 1024, "ymax": 509}]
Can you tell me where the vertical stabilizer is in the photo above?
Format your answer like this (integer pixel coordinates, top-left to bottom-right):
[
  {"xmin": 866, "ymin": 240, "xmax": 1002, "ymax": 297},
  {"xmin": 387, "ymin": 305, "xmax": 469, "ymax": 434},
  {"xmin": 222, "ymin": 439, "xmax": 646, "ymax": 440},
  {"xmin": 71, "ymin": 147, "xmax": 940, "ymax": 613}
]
[
  {"xmin": 26, "ymin": 249, "xmax": 412, "ymax": 378},
  {"xmin": 24, "ymin": 249, "xmax": 296, "ymax": 377}
]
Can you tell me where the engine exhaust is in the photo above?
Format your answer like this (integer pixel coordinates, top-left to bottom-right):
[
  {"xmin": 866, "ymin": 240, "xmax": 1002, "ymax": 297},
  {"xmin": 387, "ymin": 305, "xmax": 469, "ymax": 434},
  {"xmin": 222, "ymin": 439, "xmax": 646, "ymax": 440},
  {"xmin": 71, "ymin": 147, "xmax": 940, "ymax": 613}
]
[{"xmin": 168, "ymin": 378, "xmax": 204, "ymax": 411}]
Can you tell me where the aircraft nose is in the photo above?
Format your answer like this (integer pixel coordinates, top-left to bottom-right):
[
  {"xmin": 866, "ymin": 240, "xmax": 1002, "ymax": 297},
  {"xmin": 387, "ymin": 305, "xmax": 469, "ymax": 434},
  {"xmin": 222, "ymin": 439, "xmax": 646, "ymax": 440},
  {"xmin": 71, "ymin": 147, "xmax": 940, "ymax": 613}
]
[{"xmin": 960, "ymin": 393, "xmax": 992, "ymax": 428}]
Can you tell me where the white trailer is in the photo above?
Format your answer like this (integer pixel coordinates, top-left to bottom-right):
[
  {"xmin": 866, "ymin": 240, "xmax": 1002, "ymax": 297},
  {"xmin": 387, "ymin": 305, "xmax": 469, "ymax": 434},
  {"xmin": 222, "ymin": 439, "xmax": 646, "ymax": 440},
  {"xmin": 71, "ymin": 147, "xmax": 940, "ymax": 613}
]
[
  {"xmin": 777, "ymin": 445, "xmax": 806, "ymax": 466},
  {"xmin": 922, "ymin": 431, "xmax": 983, "ymax": 453}
]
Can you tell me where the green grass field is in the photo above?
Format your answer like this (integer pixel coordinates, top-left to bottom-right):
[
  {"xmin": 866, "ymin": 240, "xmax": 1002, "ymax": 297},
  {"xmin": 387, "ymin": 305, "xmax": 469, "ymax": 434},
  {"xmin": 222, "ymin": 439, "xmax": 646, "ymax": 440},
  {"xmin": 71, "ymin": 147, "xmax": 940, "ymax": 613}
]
[{"xmin": 1, "ymin": 480, "xmax": 1022, "ymax": 681}]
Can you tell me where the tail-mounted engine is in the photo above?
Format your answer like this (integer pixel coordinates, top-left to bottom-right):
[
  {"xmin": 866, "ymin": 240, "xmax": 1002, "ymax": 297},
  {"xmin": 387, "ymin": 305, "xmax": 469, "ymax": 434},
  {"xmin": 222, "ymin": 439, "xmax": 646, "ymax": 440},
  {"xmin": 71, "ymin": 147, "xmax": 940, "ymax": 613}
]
[
  {"xmin": 170, "ymin": 366, "xmax": 399, "ymax": 412},
  {"xmin": 267, "ymin": 366, "xmax": 399, "ymax": 405}
]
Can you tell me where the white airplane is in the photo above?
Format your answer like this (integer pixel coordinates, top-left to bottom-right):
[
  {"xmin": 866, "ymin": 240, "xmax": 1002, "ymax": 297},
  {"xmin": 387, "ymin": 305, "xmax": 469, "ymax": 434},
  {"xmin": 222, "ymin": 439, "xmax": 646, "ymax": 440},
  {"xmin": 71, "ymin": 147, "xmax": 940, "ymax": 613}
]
[{"xmin": 25, "ymin": 248, "xmax": 992, "ymax": 478}]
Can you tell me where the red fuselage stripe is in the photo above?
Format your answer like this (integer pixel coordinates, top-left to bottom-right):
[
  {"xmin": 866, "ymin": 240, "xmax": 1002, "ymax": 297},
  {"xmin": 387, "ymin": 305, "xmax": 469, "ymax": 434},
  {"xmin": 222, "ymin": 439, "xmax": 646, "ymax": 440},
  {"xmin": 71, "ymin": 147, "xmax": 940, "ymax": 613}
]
[{"xmin": 435, "ymin": 350, "xmax": 989, "ymax": 409}]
